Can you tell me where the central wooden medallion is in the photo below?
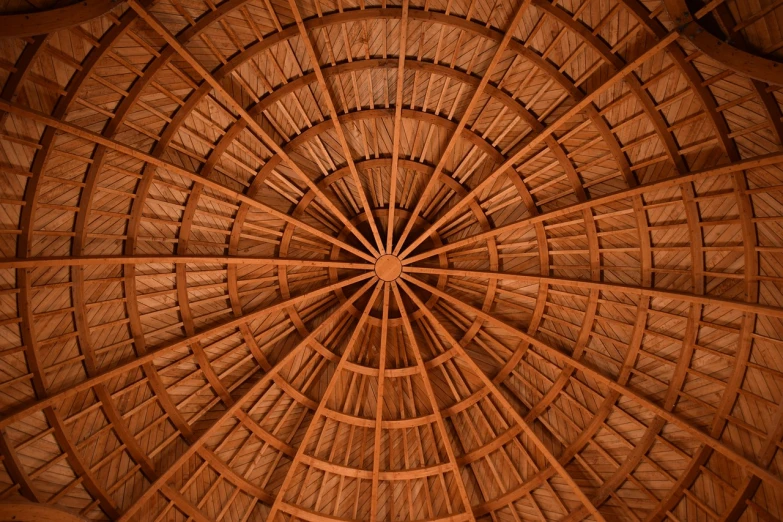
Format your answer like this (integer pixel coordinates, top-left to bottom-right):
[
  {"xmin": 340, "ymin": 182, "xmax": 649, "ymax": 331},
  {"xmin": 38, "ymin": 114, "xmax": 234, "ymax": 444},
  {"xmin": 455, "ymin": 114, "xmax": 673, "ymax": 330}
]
[{"xmin": 374, "ymin": 254, "xmax": 402, "ymax": 281}]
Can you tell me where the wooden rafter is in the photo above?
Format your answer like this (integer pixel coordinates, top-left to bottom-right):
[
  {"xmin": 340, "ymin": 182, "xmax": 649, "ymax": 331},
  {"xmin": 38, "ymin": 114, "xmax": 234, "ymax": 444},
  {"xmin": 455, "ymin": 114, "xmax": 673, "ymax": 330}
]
[
  {"xmin": 126, "ymin": 0, "xmax": 382, "ymax": 260},
  {"xmin": 393, "ymin": 0, "xmax": 532, "ymax": 256},
  {"xmin": 395, "ymin": 279, "xmax": 606, "ymax": 522},
  {"xmin": 391, "ymin": 282, "xmax": 477, "ymax": 522},
  {"xmin": 115, "ymin": 277, "xmax": 377, "ymax": 521},
  {"xmin": 0, "ymin": 99, "xmax": 375, "ymax": 263},
  {"xmin": 0, "ymin": 273, "xmax": 373, "ymax": 430},
  {"xmin": 265, "ymin": 281, "xmax": 383, "ymax": 521},
  {"xmin": 400, "ymin": 274, "xmax": 783, "ymax": 492},
  {"xmin": 398, "ymin": 30, "xmax": 679, "ymax": 259},
  {"xmin": 287, "ymin": 0, "xmax": 386, "ymax": 256},
  {"xmin": 386, "ymin": 0, "xmax": 410, "ymax": 253},
  {"xmin": 403, "ymin": 150, "xmax": 783, "ymax": 264}
]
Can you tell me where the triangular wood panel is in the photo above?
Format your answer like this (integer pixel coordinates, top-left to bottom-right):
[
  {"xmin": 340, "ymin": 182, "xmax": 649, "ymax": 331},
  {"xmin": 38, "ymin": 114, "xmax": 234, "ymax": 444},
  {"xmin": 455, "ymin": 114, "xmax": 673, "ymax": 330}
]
[{"xmin": 0, "ymin": 0, "xmax": 783, "ymax": 520}]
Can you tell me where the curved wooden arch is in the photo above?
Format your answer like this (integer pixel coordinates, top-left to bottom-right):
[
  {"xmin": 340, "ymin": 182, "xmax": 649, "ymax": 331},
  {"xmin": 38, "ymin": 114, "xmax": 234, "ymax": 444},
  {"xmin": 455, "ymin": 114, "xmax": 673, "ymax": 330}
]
[
  {"xmin": 0, "ymin": 501, "xmax": 88, "ymax": 522},
  {"xmin": 0, "ymin": 0, "xmax": 127, "ymax": 38},
  {"xmin": 664, "ymin": 0, "xmax": 783, "ymax": 86}
]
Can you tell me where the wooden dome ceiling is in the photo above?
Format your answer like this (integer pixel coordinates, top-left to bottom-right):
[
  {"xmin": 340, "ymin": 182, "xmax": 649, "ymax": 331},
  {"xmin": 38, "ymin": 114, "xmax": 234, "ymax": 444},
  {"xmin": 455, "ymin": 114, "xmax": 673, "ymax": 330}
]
[{"xmin": 1, "ymin": 0, "xmax": 783, "ymax": 520}]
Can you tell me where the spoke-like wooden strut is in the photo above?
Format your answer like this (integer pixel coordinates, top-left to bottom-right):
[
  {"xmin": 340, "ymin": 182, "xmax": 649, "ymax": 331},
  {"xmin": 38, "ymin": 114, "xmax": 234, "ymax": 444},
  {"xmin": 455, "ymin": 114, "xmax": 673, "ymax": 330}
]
[
  {"xmin": 126, "ymin": 0, "xmax": 381, "ymax": 259},
  {"xmin": 115, "ymin": 277, "xmax": 377, "ymax": 522},
  {"xmin": 287, "ymin": 0, "xmax": 385, "ymax": 256},
  {"xmin": 393, "ymin": 0, "xmax": 532, "ymax": 256},
  {"xmin": 0, "ymin": 255, "xmax": 373, "ymax": 270},
  {"xmin": 0, "ymin": 272, "xmax": 374, "ymax": 431},
  {"xmin": 403, "ymin": 266, "xmax": 783, "ymax": 320},
  {"xmin": 391, "ymin": 282, "xmax": 477, "ymax": 522},
  {"xmin": 370, "ymin": 282, "xmax": 390, "ymax": 521},
  {"xmin": 386, "ymin": 0, "xmax": 410, "ymax": 253},
  {"xmin": 395, "ymin": 279, "xmax": 606, "ymax": 522},
  {"xmin": 397, "ymin": 30, "xmax": 679, "ymax": 259},
  {"xmin": 401, "ymin": 149, "xmax": 783, "ymax": 264},
  {"xmin": 0, "ymin": 99, "xmax": 376, "ymax": 263},
  {"xmin": 265, "ymin": 281, "xmax": 384, "ymax": 522},
  {"xmin": 401, "ymin": 274, "xmax": 783, "ymax": 492}
]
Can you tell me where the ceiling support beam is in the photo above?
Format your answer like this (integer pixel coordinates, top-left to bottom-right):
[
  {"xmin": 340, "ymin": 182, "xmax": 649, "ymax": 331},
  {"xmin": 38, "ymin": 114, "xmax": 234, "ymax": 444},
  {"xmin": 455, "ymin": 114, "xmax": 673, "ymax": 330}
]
[
  {"xmin": 401, "ymin": 274, "xmax": 783, "ymax": 493},
  {"xmin": 370, "ymin": 283, "xmax": 390, "ymax": 520},
  {"xmin": 395, "ymin": 280, "xmax": 606, "ymax": 522},
  {"xmin": 0, "ymin": 272, "xmax": 373, "ymax": 431},
  {"xmin": 392, "ymin": 283, "xmax": 477, "ymax": 521},
  {"xmin": 265, "ymin": 282, "xmax": 383, "ymax": 522},
  {"xmin": 115, "ymin": 277, "xmax": 377, "ymax": 521},
  {"xmin": 403, "ymin": 266, "xmax": 783, "ymax": 320},
  {"xmin": 0, "ymin": 99, "xmax": 374, "ymax": 263},
  {"xmin": 0, "ymin": 256, "xmax": 373, "ymax": 270},
  {"xmin": 387, "ymin": 0, "xmax": 410, "ymax": 253},
  {"xmin": 397, "ymin": 30, "xmax": 679, "ymax": 259},
  {"xmin": 393, "ymin": 0, "xmax": 532, "ymax": 256},
  {"xmin": 125, "ymin": 0, "xmax": 380, "ymax": 260},
  {"xmin": 287, "ymin": 0, "xmax": 385, "ymax": 256},
  {"xmin": 402, "ymin": 149, "xmax": 783, "ymax": 264}
]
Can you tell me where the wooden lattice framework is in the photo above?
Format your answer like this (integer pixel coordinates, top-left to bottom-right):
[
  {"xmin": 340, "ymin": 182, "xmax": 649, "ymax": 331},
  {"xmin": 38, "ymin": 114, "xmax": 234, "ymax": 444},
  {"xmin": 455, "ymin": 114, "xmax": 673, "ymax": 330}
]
[{"xmin": 1, "ymin": 0, "xmax": 783, "ymax": 520}]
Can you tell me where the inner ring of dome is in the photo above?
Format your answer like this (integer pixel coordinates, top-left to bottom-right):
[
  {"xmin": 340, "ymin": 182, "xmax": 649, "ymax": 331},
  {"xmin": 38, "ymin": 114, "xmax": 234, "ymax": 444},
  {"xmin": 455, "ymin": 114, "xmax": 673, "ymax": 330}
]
[{"xmin": 375, "ymin": 254, "xmax": 402, "ymax": 282}]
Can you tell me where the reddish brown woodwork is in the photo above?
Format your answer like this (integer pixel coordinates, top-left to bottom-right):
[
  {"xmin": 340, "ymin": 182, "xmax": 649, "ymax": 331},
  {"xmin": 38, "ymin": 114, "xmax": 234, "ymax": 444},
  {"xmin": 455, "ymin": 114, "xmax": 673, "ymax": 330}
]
[{"xmin": 1, "ymin": 0, "xmax": 783, "ymax": 521}]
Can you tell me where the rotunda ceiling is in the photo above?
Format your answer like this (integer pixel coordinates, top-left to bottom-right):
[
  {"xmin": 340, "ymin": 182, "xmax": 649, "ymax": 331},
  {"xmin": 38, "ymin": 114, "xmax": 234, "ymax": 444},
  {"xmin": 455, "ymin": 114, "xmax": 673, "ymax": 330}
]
[{"xmin": 1, "ymin": 0, "xmax": 783, "ymax": 521}]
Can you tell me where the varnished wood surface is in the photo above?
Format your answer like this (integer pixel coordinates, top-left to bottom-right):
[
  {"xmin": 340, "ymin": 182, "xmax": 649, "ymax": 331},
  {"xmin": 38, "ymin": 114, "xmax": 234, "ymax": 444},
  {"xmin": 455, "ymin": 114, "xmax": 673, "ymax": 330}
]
[
  {"xmin": 1, "ymin": 0, "xmax": 783, "ymax": 521},
  {"xmin": 0, "ymin": 0, "xmax": 133, "ymax": 38},
  {"xmin": 0, "ymin": 500, "xmax": 87, "ymax": 521}
]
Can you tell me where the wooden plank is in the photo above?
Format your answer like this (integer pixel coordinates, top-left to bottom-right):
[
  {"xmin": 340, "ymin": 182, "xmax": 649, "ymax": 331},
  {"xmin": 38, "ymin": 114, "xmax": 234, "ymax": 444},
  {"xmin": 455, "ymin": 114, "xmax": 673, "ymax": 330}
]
[
  {"xmin": 0, "ymin": 273, "xmax": 373, "ymax": 431},
  {"xmin": 126, "ymin": 0, "xmax": 380, "ymax": 261},
  {"xmin": 265, "ymin": 281, "xmax": 383, "ymax": 522},
  {"xmin": 0, "ymin": 99, "xmax": 374, "ymax": 264},
  {"xmin": 401, "ymin": 274, "xmax": 783, "ymax": 493}
]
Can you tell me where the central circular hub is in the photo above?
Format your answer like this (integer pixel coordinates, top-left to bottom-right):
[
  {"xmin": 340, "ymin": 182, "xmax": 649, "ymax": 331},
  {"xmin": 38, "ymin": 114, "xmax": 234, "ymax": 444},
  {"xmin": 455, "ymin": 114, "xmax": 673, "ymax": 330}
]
[{"xmin": 375, "ymin": 254, "xmax": 402, "ymax": 282}]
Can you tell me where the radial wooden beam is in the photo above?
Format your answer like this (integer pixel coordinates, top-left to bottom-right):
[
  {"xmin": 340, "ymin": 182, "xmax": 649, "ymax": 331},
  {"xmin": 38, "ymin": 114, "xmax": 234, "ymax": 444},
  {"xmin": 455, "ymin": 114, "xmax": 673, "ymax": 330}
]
[
  {"xmin": 402, "ymin": 149, "xmax": 783, "ymax": 264},
  {"xmin": 386, "ymin": 0, "xmax": 410, "ymax": 253},
  {"xmin": 369, "ymin": 282, "xmax": 390, "ymax": 521},
  {"xmin": 400, "ymin": 274, "xmax": 783, "ymax": 493},
  {"xmin": 286, "ymin": 0, "xmax": 385, "ymax": 256},
  {"xmin": 0, "ymin": 272, "xmax": 373, "ymax": 431},
  {"xmin": 663, "ymin": 0, "xmax": 783, "ymax": 86},
  {"xmin": 125, "ymin": 0, "xmax": 381, "ymax": 260},
  {"xmin": 397, "ymin": 30, "xmax": 679, "ymax": 260},
  {"xmin": 395, "ymin": 279, "xmax": 607, "ymax": 522},
  {"xmin": 115, "ymin": 277, "xmax": 377, "ymax": 521},
  {"xmin": 265, "ymin": 281, "xmax": 384, "ymax": 522},
  {"xmin": 391, "ymin": 282, "xmax": 477, "ymax": 521},
  {"xmin": 0, "ymin": 99, "xmax": 374, "ymax": 264},
  {"xmin": 393, "ymin": 0, "xmax": 532, "ymax": 256},
  {"xmin": 0, "ymin": 256, "xmax": 373, "ymax": 270},
  {"xmin": 402, "ymin": 266, "xmax": 783, "ymax": 320}
]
